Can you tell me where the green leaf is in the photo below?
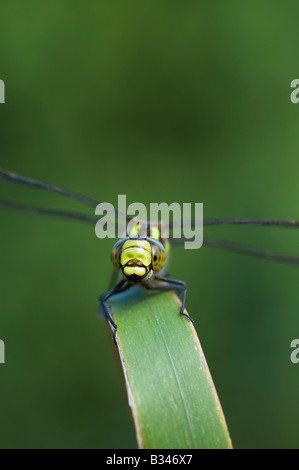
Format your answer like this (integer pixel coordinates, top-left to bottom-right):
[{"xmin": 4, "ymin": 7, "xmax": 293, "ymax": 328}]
[{"xmin": 109, "ymin": 286, "xmax": 232, "ymax": 449}]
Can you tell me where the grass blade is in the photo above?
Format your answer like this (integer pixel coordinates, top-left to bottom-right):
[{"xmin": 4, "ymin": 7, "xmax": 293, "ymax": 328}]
[{"xmin": 109, "ymin": 286, "xmax": 232, "ymax": 449}]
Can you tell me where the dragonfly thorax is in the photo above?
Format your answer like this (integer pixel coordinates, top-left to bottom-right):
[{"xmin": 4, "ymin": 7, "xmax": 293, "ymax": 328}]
[{"xmin": 110, "ymin": 237, "xmax": 167, "ymax": 283}]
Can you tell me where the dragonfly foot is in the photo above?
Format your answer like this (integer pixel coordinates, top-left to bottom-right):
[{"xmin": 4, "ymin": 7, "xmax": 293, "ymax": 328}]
[{"xmin": 180, "ymin": 311, "xmax": 195, "ymax": 324}]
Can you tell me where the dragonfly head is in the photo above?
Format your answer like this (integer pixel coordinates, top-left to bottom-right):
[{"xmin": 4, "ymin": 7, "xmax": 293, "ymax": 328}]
[{"xmin": 110, "ymin": 238, "xmax": 167, "ymax": 282}]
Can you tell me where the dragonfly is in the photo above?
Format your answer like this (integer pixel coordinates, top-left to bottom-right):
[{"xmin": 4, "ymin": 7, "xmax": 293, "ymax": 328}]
[{"xmin": 1, "ymin": 167, "xmax": 299, "ymax": 344}]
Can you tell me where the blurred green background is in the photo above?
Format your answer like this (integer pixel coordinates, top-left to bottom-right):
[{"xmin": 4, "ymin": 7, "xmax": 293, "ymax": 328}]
[{"xmin": 0, "ymin": 1, "xmax": 299, "ymax": 449}]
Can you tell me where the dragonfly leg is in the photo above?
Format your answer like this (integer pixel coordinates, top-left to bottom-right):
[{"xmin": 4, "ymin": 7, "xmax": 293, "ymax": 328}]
[
  {"xmin": 148, "ymin": 275, "xmax": 194, "ymax": 324},
  {"xmin": 99, "ymin": 279, "xmax": 130, "ymax": 344}
]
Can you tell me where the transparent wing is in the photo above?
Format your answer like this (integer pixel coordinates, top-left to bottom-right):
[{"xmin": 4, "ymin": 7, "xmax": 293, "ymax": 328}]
[
  {"xmin": 0, "ymin": 168, "xmax": 129, "ymax": 220},
  {"xmin": 1, "ymin": 168, "xmax": 299, "ymax": 266},
  {"xmin": 0, "ymin": 199, "xmax": 97, "ymax": 224},
  {"xmin": 170, "ymin": 236, "xmax": 299, "ymax": 267},
  {"xmin": 170, "ymin": 218, "xmax": 299, "ymax": 229}
]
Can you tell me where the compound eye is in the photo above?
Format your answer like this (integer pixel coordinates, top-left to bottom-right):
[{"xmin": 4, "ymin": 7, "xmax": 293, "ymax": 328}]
[
  {"xmin": 151, "ymin": 244, "xmax": 167, "ymax": 272},
  {"xmin": 110, "ymin": 239, "xmax": 125, "ymax": 269}
]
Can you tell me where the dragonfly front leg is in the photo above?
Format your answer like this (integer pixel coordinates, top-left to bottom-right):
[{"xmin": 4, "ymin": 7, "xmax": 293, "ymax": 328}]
[
  {"xmin": 146, "ymin": 275, "xmax": 194, "ymax": 324},
  {"xmin": 99, "ymin": 279, "xmax": 130, "ymax": 344}
]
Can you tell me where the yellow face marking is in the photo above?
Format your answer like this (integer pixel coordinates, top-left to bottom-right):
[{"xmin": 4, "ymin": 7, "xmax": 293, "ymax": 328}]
[
  {"xmin": 123, "ymin": 265, "xmax": 147, "ymax": 277},
  {"xmin": 128, "ymin": 223, "xmax": 142, "ymax": 237},
  {"xmin": 111, "ymin": 236, "xmax": 167, "ymax": 280},
  {"xmin": 149, "ymin": 226, "xmax": 160, "ymax": 241},
  {"xmin": 122, "ymin": 239, "xmax": 151, "ymax": 252},
  {"xmin": 121, "ymin": 246, "xmax": 151, "ymax": 269}
]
